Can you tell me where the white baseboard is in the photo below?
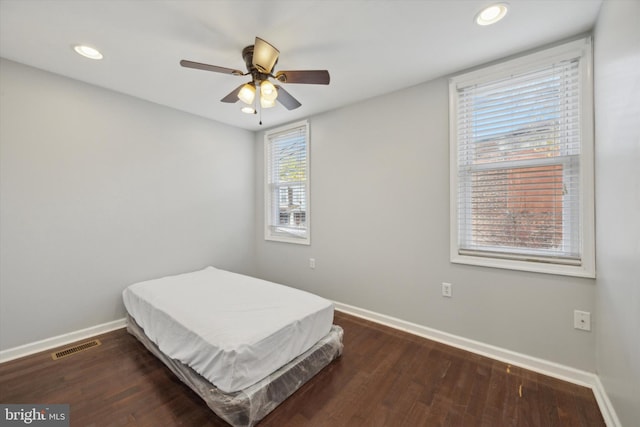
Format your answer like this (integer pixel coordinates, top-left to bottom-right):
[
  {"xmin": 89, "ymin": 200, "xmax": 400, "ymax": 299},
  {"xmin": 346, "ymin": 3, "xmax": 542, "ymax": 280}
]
[
  {"xmin": 0, "ymin": 318, "xmax": 126, "ymax": 364},
  {"xmin": 334, "ymin": 301, "xmax": 621, "ymax": 427},
  {"xmin": 591, "ymin": 375, "xmax": 623, "ymax": 427}
]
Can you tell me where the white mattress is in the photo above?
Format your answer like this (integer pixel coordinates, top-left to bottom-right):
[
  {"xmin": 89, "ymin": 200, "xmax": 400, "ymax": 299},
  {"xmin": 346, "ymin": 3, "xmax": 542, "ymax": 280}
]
[{"xmin": 122, "ymin": 267, "xmax": 334, "ymax": 393}]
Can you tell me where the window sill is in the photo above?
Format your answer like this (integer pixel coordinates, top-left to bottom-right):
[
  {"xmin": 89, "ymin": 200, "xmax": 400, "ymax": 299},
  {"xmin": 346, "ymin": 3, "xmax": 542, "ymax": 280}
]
[
  {"xmin": 265, "ymin": 232, "xmax": 310, "ymax": 245},
  {"xmin": 450, "ymin": 252, "xmax": 595, "ymax": 278}
]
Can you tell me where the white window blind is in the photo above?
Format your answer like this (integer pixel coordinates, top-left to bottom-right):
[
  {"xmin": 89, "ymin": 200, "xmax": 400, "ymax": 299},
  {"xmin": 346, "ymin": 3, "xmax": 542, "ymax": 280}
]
[
  {"xmin": 264, "ymin": 121, "xmax": 310, "ymax": 244},
  {"xmin": 450, "ymin": 38, "xmax": 595, "ymax": 277}
]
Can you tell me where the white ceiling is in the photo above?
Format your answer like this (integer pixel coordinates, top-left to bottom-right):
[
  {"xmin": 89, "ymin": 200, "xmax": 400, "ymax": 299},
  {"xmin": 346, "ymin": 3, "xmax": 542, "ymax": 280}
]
[{"xmin": 0, "ymin": 0, "xmax": 602, "ymax": 131}]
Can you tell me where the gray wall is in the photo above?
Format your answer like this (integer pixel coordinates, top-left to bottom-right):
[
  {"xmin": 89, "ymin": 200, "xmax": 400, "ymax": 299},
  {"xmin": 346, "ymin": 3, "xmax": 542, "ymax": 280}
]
[
  {"xmin": 594, "ymin": 1, "xmax": 640, "ymax": 425},
  {"xmin": 0, "ymin": 59, "xmax": 256, "ymax": 350},
  {"xmin": 254, "ymin": 75, "xmax": 597, "ymax": 372}
]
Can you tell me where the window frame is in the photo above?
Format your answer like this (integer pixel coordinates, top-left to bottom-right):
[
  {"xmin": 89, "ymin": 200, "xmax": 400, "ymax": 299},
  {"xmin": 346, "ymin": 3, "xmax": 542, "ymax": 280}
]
[
  {"xmin": 449, "ymin": 37, "xmax": 595, "ymax": 278},
  {"xmin": 264, "ymin": 120, "xmax": 311, "ymax": 245}
]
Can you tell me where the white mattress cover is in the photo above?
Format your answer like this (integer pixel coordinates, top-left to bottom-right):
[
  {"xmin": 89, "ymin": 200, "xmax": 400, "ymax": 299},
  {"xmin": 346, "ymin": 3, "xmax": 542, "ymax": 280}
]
[{"xmin": 122, "ymin": 267, "xmax": 333, "ymax": 393}]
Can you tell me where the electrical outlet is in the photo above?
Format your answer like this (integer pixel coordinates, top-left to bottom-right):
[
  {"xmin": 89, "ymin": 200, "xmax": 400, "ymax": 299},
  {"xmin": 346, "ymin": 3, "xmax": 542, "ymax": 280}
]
[
  {"xmin": 574, "ymin": 310, "xmax": 591, "ymax": 331},
  {"xmin": 309, "ymin": 258, "xmax": 315, "ymax": 269},
  {"xmin": 442, "ymin": 282, "xmax": 452, "ymax": 298}
]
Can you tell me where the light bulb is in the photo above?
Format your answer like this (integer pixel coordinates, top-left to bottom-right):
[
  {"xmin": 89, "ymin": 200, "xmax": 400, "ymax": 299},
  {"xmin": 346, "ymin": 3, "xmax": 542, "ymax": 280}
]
[
  {"xmin": 73, "ymin": 45, "xmax": 103, "ymax": 60},
  {"xmin": 260, "ymin": 97, "xmax": 276, "ymax": 109},
  {"xmin": 261, "ymin": 80, "xmax": 278, "ymax": 102},
  {"xmin": 237, "ymin": 83, "xmax": 256, "ymax": 104},
  {"xmin": 476, "ymin": 3, "xmax": 508, "ymax": 26}
]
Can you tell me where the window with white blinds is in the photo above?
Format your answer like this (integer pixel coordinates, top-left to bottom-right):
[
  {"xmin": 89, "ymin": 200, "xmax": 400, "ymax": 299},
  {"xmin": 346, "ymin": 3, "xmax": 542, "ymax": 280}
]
[
  {"xmin": 449, "ymin": 38, "xmax": 595, "ymax": 277},
  {"xmin": 264, "ymin": 120, "xmax": 310, "ymax": 244}
]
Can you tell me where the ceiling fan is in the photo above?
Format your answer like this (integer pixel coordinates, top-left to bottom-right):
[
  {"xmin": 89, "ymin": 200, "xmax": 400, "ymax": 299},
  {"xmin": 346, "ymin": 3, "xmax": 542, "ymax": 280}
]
[{"xmin": 180, "ymin": 37, "xmax": 330, "ymax": 115}]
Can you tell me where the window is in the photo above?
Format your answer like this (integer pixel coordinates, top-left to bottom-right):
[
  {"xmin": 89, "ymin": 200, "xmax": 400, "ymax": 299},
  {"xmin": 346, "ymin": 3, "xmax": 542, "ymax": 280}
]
[
  {"xmin": 265, "ymin": 120, "xmax": 310, "ymax": 244},
  {"xmin": 449, "ymin": 37, "xmax": 594, "ymax": 277}
]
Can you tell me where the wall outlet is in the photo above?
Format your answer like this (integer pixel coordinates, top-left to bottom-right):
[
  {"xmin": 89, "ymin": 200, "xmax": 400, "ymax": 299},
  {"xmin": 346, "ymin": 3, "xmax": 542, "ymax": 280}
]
[
  {"xmin": 574, "ymin": 310, "xmax": 591, "ymax": 331},
  {"xmin": 442, "ymin": 282, "xmax": 452, "ymax": 298},
  {"xmin": 309, "ymin": 258, "xmax": 315, "ymax": 269}
]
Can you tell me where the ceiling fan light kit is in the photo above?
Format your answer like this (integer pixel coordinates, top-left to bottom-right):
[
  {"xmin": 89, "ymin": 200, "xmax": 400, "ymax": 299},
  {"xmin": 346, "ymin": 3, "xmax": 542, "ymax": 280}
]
[{"xmin": 180, "ymin": 36, "xmax": 330, "ymax": 122}]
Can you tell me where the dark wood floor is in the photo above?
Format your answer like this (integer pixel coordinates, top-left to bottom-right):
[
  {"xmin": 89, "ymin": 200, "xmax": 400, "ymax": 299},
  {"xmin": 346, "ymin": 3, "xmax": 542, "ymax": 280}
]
[{"xmin": 0, "ymin": 311, "xmax": 605, "ymax": 426}]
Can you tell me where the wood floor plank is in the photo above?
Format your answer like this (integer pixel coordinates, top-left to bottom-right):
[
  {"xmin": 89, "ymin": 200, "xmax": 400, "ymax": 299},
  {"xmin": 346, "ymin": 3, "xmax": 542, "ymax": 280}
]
[
  {"xmin": 0, "ymin": 311, "xmax": 605, "ymax": 426},
  {"xmin": 402, "ymin": 400, "xmax": 432, "ymax": 426}
]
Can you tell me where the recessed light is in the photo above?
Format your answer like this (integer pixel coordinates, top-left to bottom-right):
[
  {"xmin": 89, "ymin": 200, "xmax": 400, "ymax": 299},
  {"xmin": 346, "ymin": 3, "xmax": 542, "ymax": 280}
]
[
  {"xmin": 476, "ymin": 3, "xmax": 508, "ymax": 26},
  {"xmin": 73, "ymin": 45, "xmax": 103, "ymax": 60},
  {"xmin": 241, "ymin": 106, "xmax": 256, "ymax": 114}
]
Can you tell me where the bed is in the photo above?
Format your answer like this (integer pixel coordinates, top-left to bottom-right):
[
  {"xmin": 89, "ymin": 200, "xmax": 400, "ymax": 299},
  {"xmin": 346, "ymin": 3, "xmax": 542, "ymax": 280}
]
[{"xmin": 122, "ymin": 266, "xmax": 343, "ymax": 426}]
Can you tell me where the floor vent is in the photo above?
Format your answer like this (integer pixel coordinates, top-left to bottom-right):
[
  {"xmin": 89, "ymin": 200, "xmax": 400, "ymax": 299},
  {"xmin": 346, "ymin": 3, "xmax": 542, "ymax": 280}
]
[{"xmin": 51, "ymin": 339, "xmax": 101, "ymax": 360}]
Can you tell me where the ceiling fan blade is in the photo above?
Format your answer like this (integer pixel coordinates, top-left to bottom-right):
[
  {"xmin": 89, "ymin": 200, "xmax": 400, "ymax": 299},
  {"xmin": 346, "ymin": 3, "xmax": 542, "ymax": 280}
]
[
  {"xmin": 220, "ymin": 84, "xmax": 245, "ymax": 103},
  {"xmin": 275, "ymin": 85, "xmax": 302, "ymax": 110},
  {"xmin": 252, "ymin": 37, "xmax": 280, "ymax": 74},
  {"xmin": 275, "ymin": 70, "xmax": 330, "ymax": 85},
  {"xmin": 180, "ymin": 60, "xmax": 244, "ymax": 76}
]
